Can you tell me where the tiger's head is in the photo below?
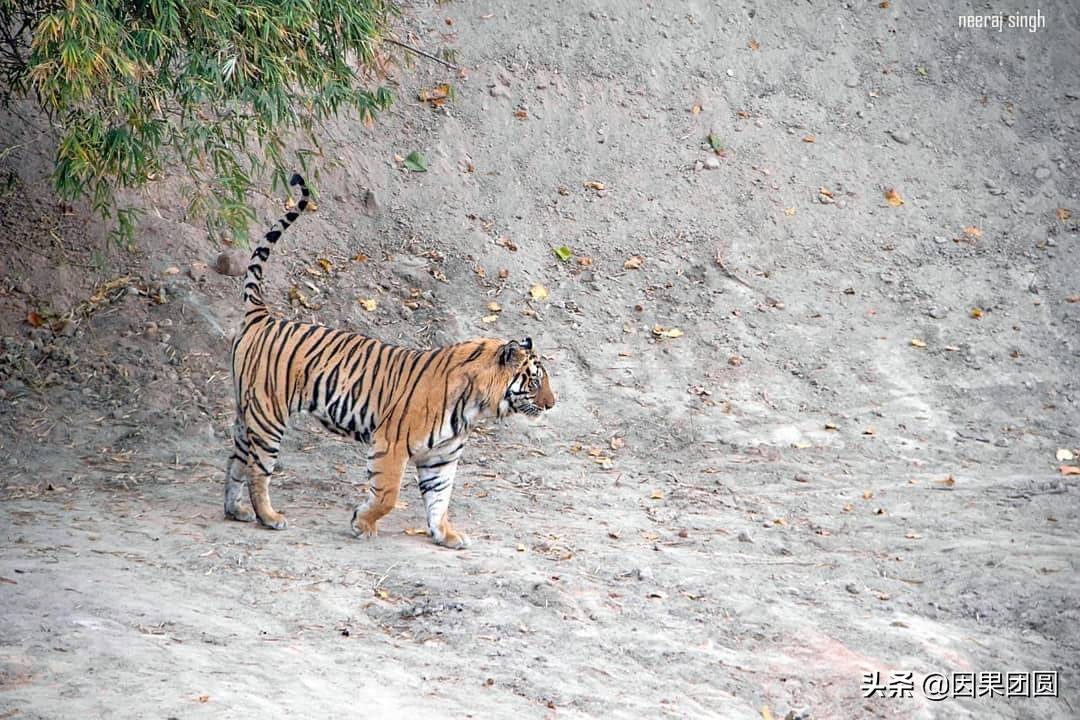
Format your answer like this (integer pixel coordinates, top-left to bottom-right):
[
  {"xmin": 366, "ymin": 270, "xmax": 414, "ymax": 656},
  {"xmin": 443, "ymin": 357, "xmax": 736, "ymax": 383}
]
[{"xmin": 499, "ymin": 337, "xmax": 555, "ymax": 417}]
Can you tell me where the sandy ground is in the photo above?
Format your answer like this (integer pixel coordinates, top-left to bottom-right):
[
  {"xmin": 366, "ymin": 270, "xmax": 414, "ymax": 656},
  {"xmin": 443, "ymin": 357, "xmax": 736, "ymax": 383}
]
[{"xmin": 1, "ymin": 1, "xmax": 1078, "ymax": 718}]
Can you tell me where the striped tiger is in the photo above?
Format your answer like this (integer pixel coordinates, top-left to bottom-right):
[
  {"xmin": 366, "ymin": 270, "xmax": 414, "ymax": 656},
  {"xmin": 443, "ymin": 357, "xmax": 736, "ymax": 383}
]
[{"xmin": 225, "ymin": 174, "xmax": 555, "ymax": 549}]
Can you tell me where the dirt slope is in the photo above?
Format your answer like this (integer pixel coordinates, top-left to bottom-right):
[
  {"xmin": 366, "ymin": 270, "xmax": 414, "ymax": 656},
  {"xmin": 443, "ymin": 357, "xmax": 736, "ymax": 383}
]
[{"xmin": 1, "ymin": 1, "xmax": 1078, "ymax": 719}]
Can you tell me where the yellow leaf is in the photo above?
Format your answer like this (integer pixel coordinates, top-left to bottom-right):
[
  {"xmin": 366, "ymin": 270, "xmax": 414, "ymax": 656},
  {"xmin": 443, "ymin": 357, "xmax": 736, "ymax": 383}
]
[
  {"xmin": 910, "ymin": 338, "xmax": 927, "ymax": 348},
  {"xmin": 650, "ymin": 490, "xmax": 663, "ymax": 500},
  {"xmin": 529, "ymin": 284, "xmax": 549, "ymax": 301},
  {"xmin": 970, "ymin": 307, "xmax": 984, "ymax": 319},
  {"xmin": 784, "ymin": 206, "xmax": 796, "ymax": 216},
  {"xmin": 691, "ymin": 104, "xmax": 702, "ymax": 115},
  {"xmin": 486, "ymin": 301, "xmax": 502, "ymax": 313},
  {"xmin": 652, "ymin": 325, "xmax": 683, "ymax": 339},
  {"xmin": 360, "ymin": 298, "xmax": 377, "ymax": 312},
  {"xmin": 884, "ymin": 188, "xmax": 904, "ymax": 206},
  {"xmin": 516, "ymin": 543, "xmax": 526, "ymax": 552},
  {"xmin": 761, "ymin": 706, "xmax": 774, "ymax": 720},
  {"xmin": 481, "ymin": 315, "xmax": 499, "ymax": 323},
  {"xmin": 403, "ymin": 527, "xmax": 427, "ymax": 536}
]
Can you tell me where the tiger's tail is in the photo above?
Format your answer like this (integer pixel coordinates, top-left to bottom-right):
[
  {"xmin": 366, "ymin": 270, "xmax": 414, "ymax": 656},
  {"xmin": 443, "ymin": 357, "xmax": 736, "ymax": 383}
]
[{"xmin": 243, "ymin": 173, "xmax": 310, "ymax": 313}]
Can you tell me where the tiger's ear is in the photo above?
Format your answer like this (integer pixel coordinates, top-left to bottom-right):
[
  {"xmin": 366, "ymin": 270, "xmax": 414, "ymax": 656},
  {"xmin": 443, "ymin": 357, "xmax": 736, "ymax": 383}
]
[
  {"xmin": 500, "ymin": 340, "xmax": 524, "ymax": 366},
  {"xmin": 521, "ymin": 337, "xmax": 533, "ymax": 351}
]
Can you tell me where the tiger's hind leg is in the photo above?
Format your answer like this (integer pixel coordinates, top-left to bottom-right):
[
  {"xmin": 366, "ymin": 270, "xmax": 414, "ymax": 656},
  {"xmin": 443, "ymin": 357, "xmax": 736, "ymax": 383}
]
[
  {"xmin": 224, "ymin": 419, "xmax": 256, "ymax": 522},
  {"xmin": 417, "ymin": 456, "xmax": 470, "ymax": 549},
  {"xmin": 246, "ymin": 430, "xmax": 288, "ymax": 530},
  {"xmin": 351, "ymin": 444, "xmax": 407, "ymax": 539}
]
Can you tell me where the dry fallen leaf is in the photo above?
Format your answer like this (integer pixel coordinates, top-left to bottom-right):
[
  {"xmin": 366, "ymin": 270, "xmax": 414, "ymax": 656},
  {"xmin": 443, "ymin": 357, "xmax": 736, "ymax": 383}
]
[
  {"xmin": 641, "ymin": 531, "xmax": 660, "ymax": 541},
  {"xmin": 652, "ymin": 325, "xmax": 684, "ymax": 339},
  {"xmin": 728, "ymin": 355, "xmax": 743, "ymax": 366},
  {"xmin": 164, "ymin": 266, "xmax": 180, "ymax": 275},
  {"xmin": 910, "ymin": 338, "xmax": 927, "ymax": 348},
  {"xmin": 934, "ymin": 474, "xmax": 956, "ymax": 487},
  {"xmin": 784, "ymin": 206, "xmax": 796, "ymax": 216},
  {"xmin": 624, "ymin": 255, "xmax": 644, "ymax": 270},
  {"xmin": 360, "ymin": 298, "xmax": 377, "ymax": 312},
  {"xmin": 963, "ymin": 226, "xmax": 982, "ymax": 238},
  {"xmin": 905, "ymin": 531, "xmax": 922, "ymax": 540},
  {"xmin": 198, "ymin": 695, "xmax": 210, "ymax": 703},
  {"xmin": 403, "ymin": 527, "xmax": 428, "ymax": 536},
  {"xmin": 353, "ymin": 252, "xmax": 369, "ymax": 263},
  {"xmin": 513, "ymin": 108, "xmax": 529, "ymax": 120},
  {"xmin": 761, "ymin": 706, "xmax": 774, "ymax": 720},
  {"xmin": 1060, "ymin": 466, "xmax": 1080, "ymax": 476},
  {"xmin": 802, "ymin": 134, "xmax": 816, "ymax": 143},
  {"xmin": 497, "ymin": 236, "xmax": 518, "ymax": 252},
  {"xmin": 1055, "ymin": 207, "xmax": 1071, "ymax": 221},
  {"xmin": 650, "ymin": 490, "xmax": 664, "ymax": 500},
  {"xmin": 691, "ymin": 104, "xmax": 702, "ymax": 115},
  {"xmin": 1056, "ymin": 448, "xmax": 1075, "ymax": 462},
  {"xmin": 529, "ymin": 284, "xmax": 549, "ymax": 301},
  {"xmin": 748, "ymin": 39, "xmax": 761, "ymax": 51},
  {"xmin": 862, "ymin": 490, "xmax": 874, "ymax": 500},
  {"xmin": 583, "ymin": 180, "xmax": 606, "ymax": 191},
  {"xmin": 884, "ymin": 188, "xmax": 904, "ymax": 206},
  {"xmin": 610, "ymin": 436, "xmax": 625, "ymax": 450},
  {"xmin": 486, "ymin": 301, "xmax": 502, "ymax": 313},
  {"xmin": 970, "ymin": 307, "xmax": 984, "ymax": 319},
  {"xmin": 317, "ymin": 258, "xmax": 333, "ymax": 273},
  {"xmin": 25, "ymin": 311, "xmax": 45, "ymax": 328},
  {"xmin": 481, "ymin": 315, "xmax": 498, "ymax": 324},
  {"xmin": 516, "ymin": 543, "xmax": 527, "ymax": 552}
]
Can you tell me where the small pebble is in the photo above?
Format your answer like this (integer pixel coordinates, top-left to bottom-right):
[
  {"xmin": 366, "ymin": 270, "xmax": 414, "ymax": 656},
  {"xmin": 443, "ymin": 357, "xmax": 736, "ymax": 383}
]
[
  {"xmin": 703, "ymin": 156, "xmax": 720, "ymax": 170},
  {"xmin": 845, "ymin": 583, "xmax": 860, "ymax": 595},
  {"xmin": 845, "ymin": 76, "xmax": 860, "ymax": 88},
  {"xmin": 794, "ymin": 473, "xmax": 811, "ymax": 483},
  {"xmin": 489, "ymin": 85, "xmax": 510, "ymax": 98},
  {"xmin": 888, "ymin": 129, "xmax": 911, "ymax": 144},
  {"xmin": 1034, "ymin": 167, "xmax": 1051, "ymax": 181},
  {"xmin": 737, "ymin": 530, "xmax": 753, "ymax": 543}
]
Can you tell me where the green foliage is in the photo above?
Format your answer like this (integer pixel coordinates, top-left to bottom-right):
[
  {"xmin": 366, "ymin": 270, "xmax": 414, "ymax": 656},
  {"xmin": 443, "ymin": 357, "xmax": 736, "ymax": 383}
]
[
  {"xmin": 553, "ymin": 245, "xmax": 572, "ymax": 262},
  {"xmin": 0, "ymin": 0, "xmax": 395, "ymax": 246},
  {"xmin": 403, "ymin": 150, "xmax": 426, "ymax": 172}
]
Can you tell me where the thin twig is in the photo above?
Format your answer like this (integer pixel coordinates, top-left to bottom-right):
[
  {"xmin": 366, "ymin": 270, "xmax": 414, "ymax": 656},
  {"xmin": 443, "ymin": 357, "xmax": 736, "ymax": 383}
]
[
  {"xmin": 383, "ymin": 38, "xmax": 459, "ymax": 71},
  {"xmin": 373, "ymin": 560, "xmax": 400, "ymax": 590}
]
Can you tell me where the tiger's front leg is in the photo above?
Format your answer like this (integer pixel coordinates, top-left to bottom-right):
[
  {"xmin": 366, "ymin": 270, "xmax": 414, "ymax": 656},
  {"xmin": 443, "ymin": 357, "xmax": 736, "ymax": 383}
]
[
  {"xmin": 350, "ymin": 444, "xmax": 407, "ymax": 539},
  {"xmin": 416, "ymin": 457, "xmax": 469, "ymax": 549}
]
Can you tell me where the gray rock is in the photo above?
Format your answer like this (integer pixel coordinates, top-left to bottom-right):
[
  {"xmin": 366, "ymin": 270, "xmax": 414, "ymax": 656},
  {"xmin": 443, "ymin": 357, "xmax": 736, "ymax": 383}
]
[
  {"xmin": 489, "ymin": 85, "xmax": 510, "ymax": 99},
  {"xmin": 703, "ymin": 156, "xmax": 720, "ymax": 170},
  {"xmin": 794, "ymin": 472, "xmax": 811, "ymax": 483},
  {"xmin": 737, "ymin": 530, "xmax": 753, "ymax": 543},
  {"xmin": 1034, "ymin": 166, "xmax": 1051, "ymax": 181},
  {"xmin": 845, "ymin": 76, "xmax": 860, "ymax": 88},
  {"xmin": 927, "ymin": 307, "xmax": 947, "ymax": 319},
  {"xmin": 3, "ymin": 379, "xmax": 29, "ymax": 399},
  {"xmin": 362, "ymin": 188, "xmax": 380, "ymax": 216},
  {"xmin": 888, "ymin": 129, "xmax": 911, "ymax": 144},
  {"xmin": 845, "ymin": 583, "xmax": 860, "ymax": 595},
  {"xmin": 635, "ymin": 567, "xmax": 654, "ymax": 581}
]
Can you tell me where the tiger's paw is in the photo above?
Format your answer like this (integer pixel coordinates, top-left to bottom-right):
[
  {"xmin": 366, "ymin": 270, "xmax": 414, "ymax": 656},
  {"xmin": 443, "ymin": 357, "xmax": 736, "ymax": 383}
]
[
  {"xmin": 433, "ymin": 529, "xmax": 471, "ymax": 550},
  {"xmin": 256, "ymin": 511, "xmax": 288, "ymax": 530},
  {"xmin": 225, "ymin": 505, "xmax": 257, "ymax": 523},
  {"xmin": 350, "ymin": 507, "xmax": 378, "ymax": 539}
]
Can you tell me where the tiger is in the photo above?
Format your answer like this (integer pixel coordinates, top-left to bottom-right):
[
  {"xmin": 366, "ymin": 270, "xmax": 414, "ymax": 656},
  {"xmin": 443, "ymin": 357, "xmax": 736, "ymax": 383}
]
[{"xmin": 224, "ymin": 174, "xmax": 555, "ymax": 549}]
